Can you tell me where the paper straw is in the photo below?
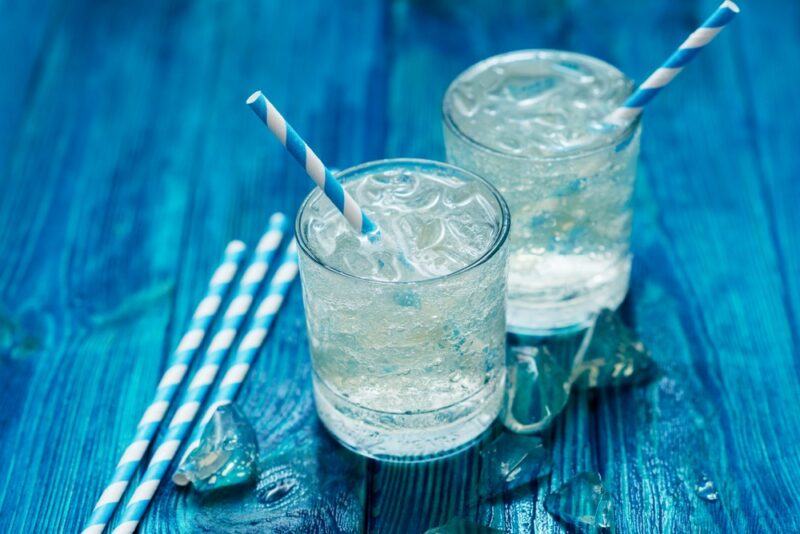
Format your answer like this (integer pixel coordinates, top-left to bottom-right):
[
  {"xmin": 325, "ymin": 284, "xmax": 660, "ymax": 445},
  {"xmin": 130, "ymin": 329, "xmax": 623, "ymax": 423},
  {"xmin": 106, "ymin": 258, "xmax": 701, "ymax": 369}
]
[
  {"xmin": 246, "ymin": 91, "xmax": 378, "ymax": 236},
  {"xmin": 81, "ymin": 240, "xmax": 247, "ymax": 534},
  {"xmin": 173, "ymin": 240, "xmax": 299, "ymax": 486},
  {"xmin": 604, "ymin": 0, "xmax": 740, "ymax": 126},
  {"xmin": 110, "ymin": 214, "xmax": 288, "ymax": 534}
]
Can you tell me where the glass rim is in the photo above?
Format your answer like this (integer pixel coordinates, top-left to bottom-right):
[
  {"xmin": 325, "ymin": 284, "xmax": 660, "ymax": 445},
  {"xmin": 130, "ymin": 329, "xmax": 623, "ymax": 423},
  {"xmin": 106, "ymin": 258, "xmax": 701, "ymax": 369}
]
[
  {"xmin": 442, "ymin": 48, "xmax": 642, "ymax": 162},
  {"xmin": 295, "ymin": 157, "xmax": 511, "ymax": 286}
]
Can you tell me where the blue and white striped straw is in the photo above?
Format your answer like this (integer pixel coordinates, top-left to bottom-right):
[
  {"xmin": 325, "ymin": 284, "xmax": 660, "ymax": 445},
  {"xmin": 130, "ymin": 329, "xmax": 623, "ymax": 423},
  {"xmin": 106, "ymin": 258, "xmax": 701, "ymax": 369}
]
[
  {"xmin": 173, "ymin": 240, "xmax": 299, "ymax": 486},
  {"xmin": 110, "ymin": 215, "xmax": 288, "ymax": 534},
  {"xmin": 246, "ymin": 91, "xmax": 378, "ymax": 237},
  {"xmin": 604, "ymin": 0, "xmax": 740, "ymax": 126},
  {"xmin": 81, "ymin": 240, "xmax": 247, "ymax": 534}
]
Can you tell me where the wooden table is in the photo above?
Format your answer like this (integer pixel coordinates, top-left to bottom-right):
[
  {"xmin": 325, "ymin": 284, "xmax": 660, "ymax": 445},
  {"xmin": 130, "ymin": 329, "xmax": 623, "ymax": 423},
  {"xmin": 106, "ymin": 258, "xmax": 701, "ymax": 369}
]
[{"xmin": 1, "ymin": 0, "xmax": 797, "ymax": 531}]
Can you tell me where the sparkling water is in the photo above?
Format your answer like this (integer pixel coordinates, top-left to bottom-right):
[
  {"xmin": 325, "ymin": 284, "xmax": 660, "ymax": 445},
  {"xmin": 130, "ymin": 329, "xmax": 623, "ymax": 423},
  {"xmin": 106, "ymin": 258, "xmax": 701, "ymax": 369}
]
[
  {"xmin": 297, "ymin": 159, "xmax": 509, "ymax": 460},
  {"xmin": 444, "ymin": 50, "xmax": 641, "ymax": 331}
]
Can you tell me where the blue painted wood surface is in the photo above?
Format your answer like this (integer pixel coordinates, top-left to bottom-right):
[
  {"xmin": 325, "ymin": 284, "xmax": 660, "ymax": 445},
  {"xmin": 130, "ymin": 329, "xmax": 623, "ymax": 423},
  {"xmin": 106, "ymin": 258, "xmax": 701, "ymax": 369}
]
[{"xmin": 0, "ymin": 0, "xmax": 797, "ymax": 532}]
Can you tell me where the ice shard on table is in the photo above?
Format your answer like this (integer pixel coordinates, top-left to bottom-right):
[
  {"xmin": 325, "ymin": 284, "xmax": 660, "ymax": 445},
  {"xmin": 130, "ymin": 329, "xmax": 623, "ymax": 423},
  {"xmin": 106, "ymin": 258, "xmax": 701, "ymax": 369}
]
[
  {"xmin": 571, "ymin": 310, "xmax": 657, "ymax": 390},
  {"xmin": 502, "ymin": 341, "xmax": 571, "ymax": 434},
  {"xmin": 479, "ymin": 432, "xmax": 552, "ymax": 497},
  {"xmin": 174, "ymin": 403, "xmax": 259, "ymax": 492},
  {"xmin": 544, "ymin": 472, "xmax": 613, "ymax": 529}
]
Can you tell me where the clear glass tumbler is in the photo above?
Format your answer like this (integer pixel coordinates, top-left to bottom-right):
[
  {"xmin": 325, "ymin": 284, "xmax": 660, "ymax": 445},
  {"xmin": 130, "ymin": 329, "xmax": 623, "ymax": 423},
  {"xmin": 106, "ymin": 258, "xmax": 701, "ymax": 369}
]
[
  {"xmin": 443, "ymin": 50, "xmax": 641, "ymax": 333},
  {"xmin": 296, "ymin": 159, "xmax": 510, "ymax": 461}
]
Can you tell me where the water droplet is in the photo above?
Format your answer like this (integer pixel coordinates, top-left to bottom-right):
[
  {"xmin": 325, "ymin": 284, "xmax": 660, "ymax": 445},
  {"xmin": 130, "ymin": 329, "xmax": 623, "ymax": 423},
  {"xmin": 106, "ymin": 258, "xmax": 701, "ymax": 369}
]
[
  {"xmin": 262, "ymin": 479, "xmax": 296, "ymax": 504},
  {"xmin": 257, "ymin": 463, "xmax": 305, "ymax": 507},
  {"xmin": 695, "ymin": 475, "xmax": 718, "ymax": 502}
]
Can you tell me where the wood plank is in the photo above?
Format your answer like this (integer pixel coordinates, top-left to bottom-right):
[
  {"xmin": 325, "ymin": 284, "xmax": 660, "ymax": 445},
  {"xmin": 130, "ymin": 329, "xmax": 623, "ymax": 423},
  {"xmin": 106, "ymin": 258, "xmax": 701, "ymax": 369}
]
[
  {"xmin": 0, "ymin": 1, "xmax": 202, "ymax": 530},
  {"xmin": 0, "ymin": 0, "xmax": 65, "ymax": 175},
  {"xmin": 573, "ymin": 0, "xmax": 800, "ymax": 531},
  {"xmin": 734, "ymin": 0, "xmax": 800, "ymax": 367},
  {"xmin": 133, "ymin": 0, "xmax": 392, "ymax": 531},
  {"xmin": 0, "ymin": 0, "xmax": 379, "ymax": 530}
]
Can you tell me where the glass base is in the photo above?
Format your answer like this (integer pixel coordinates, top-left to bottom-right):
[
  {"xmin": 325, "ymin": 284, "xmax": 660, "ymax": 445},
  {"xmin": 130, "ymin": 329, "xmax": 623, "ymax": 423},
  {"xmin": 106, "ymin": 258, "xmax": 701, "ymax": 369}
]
[
  {"xmin": 312, "ymin": 371, "xmax": 505, "ymax": 462},
  {"xmin": 507, "ymin": 257, "xmax": 631, "ymax": 333}
]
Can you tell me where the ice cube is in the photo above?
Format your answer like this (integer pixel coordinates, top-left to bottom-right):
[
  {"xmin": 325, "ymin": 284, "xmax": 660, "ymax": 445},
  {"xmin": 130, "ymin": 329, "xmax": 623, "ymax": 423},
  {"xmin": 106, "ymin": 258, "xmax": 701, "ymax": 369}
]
[
  {"xmin": 571, "ymin": 310, "xmax": 657, "ymax": 389},
  {"xmin": 498, "ymin": 75, "xmax": 559, "ymax": 106},
  {"xmin": 451, "ymin": 87, "xmax": 480, "ymax": 118},
  {"xmin": 415, "ymin": 218, "xmax": 446, "ymax": 250},
  {"xmin": 544, "ymin": 472, "xmax": 613, "ymax": 529},
  {"xmin": 479, "ymin": 432, "xmax": 552, "ymax": 497},
  {"xmin": 502, "ymin": 344, "xmax": 570, "ymax": 434},
  {"xmin": 174, "ymin": 403, "xmax": 259, "ymax": 492}
]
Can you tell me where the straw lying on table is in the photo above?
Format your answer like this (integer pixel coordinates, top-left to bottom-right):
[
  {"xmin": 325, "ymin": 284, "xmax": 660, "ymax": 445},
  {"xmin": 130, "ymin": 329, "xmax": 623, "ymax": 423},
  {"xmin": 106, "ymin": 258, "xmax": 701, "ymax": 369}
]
[
  {"xmin": 110, "ymin": 214, "xmax": 289, "ymax": 534},
  {"xmin": 604, "ymin": 0, "xmax": 740, "ymax": 126},
  {"xmin": 173, "ymin": 240, "xmax": 300, "ymax": 485},
  {"xmin": 81, "ymin": 240, "xmax": 247, "ymax": 534},
  {"xmin": 247, "ymin": 91, "xmax": 379, "ymax": 237}
]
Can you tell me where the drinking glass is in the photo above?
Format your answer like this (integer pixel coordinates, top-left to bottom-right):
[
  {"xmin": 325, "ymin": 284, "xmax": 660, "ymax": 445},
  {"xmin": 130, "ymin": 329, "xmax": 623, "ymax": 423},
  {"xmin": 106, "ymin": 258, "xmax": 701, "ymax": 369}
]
[
  {"xmin": 296, "ymin": 159, "xmax": 510, "ymax": 461},
  {"xmin": 443, "ymin": 50, "xmax": 641, "ymax": 334}
]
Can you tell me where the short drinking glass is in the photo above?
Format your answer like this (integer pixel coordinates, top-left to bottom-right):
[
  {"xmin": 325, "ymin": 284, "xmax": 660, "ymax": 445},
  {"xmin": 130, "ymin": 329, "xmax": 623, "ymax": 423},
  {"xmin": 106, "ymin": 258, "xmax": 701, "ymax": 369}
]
[
  {"xmin": 296, "ymin": 158, "xmax": 510, "ymax": 461},
  {"xmin": 443, "ymin": 50, "xmax": 641, "ymax": 333}
]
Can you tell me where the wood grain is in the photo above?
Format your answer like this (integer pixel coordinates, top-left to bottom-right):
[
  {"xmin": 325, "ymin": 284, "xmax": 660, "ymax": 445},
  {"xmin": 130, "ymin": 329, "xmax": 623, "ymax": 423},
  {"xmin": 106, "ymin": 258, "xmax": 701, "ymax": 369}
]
[{"xmin": 0, "ymin": 0, "xmax": 797, "ymax": 532}]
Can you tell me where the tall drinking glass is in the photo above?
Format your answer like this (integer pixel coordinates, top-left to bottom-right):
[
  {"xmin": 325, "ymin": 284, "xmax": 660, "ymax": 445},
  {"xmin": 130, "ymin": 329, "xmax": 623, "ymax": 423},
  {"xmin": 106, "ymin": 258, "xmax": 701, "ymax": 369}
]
[
  {"xmin": 296, "ymin": 159, "xmax": 510, "ymax": 461},
  {"xmin": 443, "ymin": 50, "xmax": 641, "ymax": 333}
]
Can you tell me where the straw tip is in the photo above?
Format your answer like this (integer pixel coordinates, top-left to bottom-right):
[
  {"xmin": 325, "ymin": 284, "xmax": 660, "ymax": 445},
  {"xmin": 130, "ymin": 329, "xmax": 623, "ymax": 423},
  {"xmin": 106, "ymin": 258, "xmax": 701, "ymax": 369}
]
[
  {"xmin": 225, "ymin": 240, "xmax": 247, "ymax": 255},
  {"xmin": 246, "ymin": 91, "xmax": 263, "ymax": 105},
  {"xmin": 722, "ymin": 0, "xmax": 740, "ymax": 13}
]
